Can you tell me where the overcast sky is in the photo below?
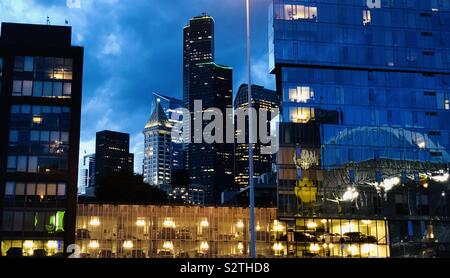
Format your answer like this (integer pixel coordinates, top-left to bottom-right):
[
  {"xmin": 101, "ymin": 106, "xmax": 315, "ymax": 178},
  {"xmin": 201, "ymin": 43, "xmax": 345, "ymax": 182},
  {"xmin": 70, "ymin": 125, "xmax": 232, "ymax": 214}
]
[{"xmin": 0, "ymin": 0, "xmax": 276, "ymax": 173}]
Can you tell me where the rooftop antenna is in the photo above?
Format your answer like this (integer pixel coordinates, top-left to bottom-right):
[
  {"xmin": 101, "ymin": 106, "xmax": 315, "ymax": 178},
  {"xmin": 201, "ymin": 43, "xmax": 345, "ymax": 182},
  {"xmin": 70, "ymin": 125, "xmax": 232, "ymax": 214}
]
[
  {"xmin": 46, "ymin": 16, "xmax": 51, "ymax": 25},
  {"xmin": 65, "ymin": 19, "xmax": 69, "ymax": 26}
]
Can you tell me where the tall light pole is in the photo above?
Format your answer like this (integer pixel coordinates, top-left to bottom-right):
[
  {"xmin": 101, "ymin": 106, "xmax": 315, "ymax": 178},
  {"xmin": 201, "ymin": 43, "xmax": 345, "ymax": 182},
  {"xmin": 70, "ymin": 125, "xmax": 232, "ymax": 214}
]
[{"xmin": 246, "ymin": 0, "xmax": 256, "ymax": 259}]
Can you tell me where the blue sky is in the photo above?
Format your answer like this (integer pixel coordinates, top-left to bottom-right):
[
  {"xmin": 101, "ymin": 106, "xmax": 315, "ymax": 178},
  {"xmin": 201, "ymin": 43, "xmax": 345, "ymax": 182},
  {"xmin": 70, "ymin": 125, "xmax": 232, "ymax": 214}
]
[{"xmin": 0, "ymin": 0, "xmax": 275, "ymax": 173}]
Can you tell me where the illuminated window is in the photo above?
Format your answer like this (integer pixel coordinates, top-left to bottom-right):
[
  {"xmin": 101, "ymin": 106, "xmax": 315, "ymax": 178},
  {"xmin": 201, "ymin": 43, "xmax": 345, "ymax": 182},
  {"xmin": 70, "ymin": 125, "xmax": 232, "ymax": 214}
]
[
  {"xmin": 363, "ymin": 10, "xmax": 371, "ymax": 25},
  {"xmin": 282, "ymin": 4, "xmax": 317, "ymax": 20},
  {"xmin": 445, "ymin": 99, "xmax": 449, "ymax": 110},
  {"xmin": 289, "ymin": 86, "xmax": 314, "ymax": 103},
  {"xmin": 290, "ymin": 107, "xmax": 315, "ymax": 123}
]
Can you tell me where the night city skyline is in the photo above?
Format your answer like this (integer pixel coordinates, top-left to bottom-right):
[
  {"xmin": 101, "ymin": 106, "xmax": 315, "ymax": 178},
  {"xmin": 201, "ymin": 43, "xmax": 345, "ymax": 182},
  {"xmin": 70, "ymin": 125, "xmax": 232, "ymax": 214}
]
[
  {"xmin": 2, "ymin": 0, "xmax": 450, "ymax": 268},
  {"xmin": 0, "ymin": 0, "xmax": 275, "ymax": 173}
]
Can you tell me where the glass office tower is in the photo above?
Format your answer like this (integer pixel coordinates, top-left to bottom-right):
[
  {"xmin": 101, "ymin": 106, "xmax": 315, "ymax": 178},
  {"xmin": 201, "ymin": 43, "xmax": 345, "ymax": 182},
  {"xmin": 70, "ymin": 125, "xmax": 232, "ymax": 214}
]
[
  {"xmin": 234, "ymin": 84, "xmax": 279, "ymax": 190},
  {"xmin": 270, "ymin": 0, "xmax": 450, "ymax": 257},
  {"xmin": 0, "ymin": 23, "xmax": 84, "ymax": 256}
]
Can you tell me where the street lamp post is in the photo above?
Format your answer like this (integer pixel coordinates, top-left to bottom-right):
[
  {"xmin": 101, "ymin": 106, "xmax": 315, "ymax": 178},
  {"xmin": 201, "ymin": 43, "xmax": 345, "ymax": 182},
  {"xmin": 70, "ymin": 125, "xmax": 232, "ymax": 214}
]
[{"xmin": 246, "ymin": 0, "xmax": 256, "ymax": 259}]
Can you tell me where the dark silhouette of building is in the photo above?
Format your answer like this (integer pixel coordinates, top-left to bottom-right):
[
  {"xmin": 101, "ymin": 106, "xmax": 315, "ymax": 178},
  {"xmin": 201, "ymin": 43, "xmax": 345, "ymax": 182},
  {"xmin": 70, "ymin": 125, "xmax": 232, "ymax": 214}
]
[
  {"xmin": 183, "ymin": 15, "xmax": 233, "ymax": 204},
  {"xmin": 183, "ymin": 14, "xmax": 214, "ymax": 108},
  {"xmin": 95, "ymin": 130, "xmax": 134, "ymax": 183},
  {"xmin": 0, "ymin": 22, "xmax": 84, "ymax": 256},
  {"xmin": 234, "ymin": 84, "xmax": 279, "ymax": 190}
]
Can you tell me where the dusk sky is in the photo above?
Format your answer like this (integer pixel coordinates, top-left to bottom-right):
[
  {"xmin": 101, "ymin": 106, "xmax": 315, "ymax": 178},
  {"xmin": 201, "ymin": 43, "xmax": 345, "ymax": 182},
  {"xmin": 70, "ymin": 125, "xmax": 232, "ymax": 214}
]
[{"xmin": 0, "ymin": 0, "xmax": 275, "ymax": 173}]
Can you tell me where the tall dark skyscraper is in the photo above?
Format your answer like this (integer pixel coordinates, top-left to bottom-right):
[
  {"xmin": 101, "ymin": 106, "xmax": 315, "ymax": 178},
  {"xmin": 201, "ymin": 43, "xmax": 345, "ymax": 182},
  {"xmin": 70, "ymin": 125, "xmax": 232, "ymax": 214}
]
[
  {"xmin": 183, "ymin": 14, "xmax": 214, "ymax": 108},
  {"xmin": 234, "ymin": 84, "xmax": 279, "ymax": 190},
  {"xmin": 270, "ymin": 0, "xmax": 450, "ymax": 257},
  {"xmin": 95, "ymin": 130, "xmax": 134, "ymax": 183},
  {"xmin": 183, "ymin": 15, "xmax": 233, "ymax": 204},
  {"xmin": 0, "ymin": 23, "xmax": 84, "ymax": 256}
]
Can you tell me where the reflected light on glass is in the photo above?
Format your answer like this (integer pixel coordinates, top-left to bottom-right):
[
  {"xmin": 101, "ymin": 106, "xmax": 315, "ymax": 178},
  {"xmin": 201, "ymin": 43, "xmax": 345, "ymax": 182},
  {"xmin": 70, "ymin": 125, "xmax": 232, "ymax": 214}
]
[
  {"xmin": 89, "ymin": 240, "xmax": 99, "ymax": 249},
  {"xmin": 236, "ymin": 220, "xmax": 244, "ymax": 229},
  {"xmin": 163, "ymin": 241, "xmax": 174, "ymax": 250},
  {"xmin": 273, "ymin": 220, "xmax": 284, "ymax": 232},
  {"xmin": 136, "ymin": 218, "xmax": 146, "ymax": 227},
  {"xmin": 272, "ymin": 243, "xmax": 284, "ymax": 251},
  {"xmin": 23, "ymin": 240, "xmax": 34, "ymax": 249},
  {"xmin": 237, "ymin": 242, "xmax": 244, "ymax": 251},
  {"xmin": 307, "ymin": 222, "xmax": 318, "ymax": 229},
  {"xmin": 89, "ymin": 217, "xmax": 100, "ymax": 226},
  {"xmin": 200, "ymin": 241, "xmax": 209, "ymax": 251},
  {"xmin": 309, "ymin": 243, "xmax": 320, "ymax": 253},
  {"xmin": 200, "ymin": 219, "xmax": 209, "ymax": 228},
  {"xmin": 163, "ymin": 218, "xmax": 176, "ymax": 228},
  {"xmin": 348, "ymin": 245, "xmax": 358, "ymax": 256},
  {"xmin": 47, "ymin": 241, "xmax": 58, "ymax": 249},
  {"xmin": 361, "ymin": 244, "xmax": 375, "ymax": 254},
  {"xmin": 123, "ymin": 241, "xmax": 133, "ymax": 249}
]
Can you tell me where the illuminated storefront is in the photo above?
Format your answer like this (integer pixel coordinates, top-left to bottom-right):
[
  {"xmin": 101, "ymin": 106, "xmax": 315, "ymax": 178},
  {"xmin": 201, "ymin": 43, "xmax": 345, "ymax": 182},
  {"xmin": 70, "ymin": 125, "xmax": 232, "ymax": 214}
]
[
  {"xmin": 75, "ymin": 204, "xmax": 277, "ymax": 258},
  {"xmin": 71, "ymin": 204, "xmax": 392, "ymax": 258},
  {"xmin": 273, "ymin": 218, "xmax": 389, "ymax": 258}
]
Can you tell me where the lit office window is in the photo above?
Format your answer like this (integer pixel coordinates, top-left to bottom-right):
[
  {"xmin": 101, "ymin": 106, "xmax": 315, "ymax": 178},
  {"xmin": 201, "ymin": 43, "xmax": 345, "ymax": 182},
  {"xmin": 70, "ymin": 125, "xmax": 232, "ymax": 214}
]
[
  {"xmin": 279, "ymin": 4, "xmax": 318, "ymax": 20},
  {"xmin": 445, "ymin": 99, "xmax": 449, "ymax": 110},
  {"xmin": 289, "ymin": 86, "xmax": 314, "ymax": 103},
  {"xmin": 363, "ymin": 10, "xmax": 371, "ymax": 25},
  {"xmin": 290, "ymin": 107, "xmax": 315, "ymax": 123}
]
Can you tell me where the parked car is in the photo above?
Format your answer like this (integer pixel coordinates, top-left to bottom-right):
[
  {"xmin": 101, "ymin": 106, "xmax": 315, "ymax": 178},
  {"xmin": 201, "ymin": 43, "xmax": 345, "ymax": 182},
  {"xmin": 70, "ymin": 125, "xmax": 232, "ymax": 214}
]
[
  {"xmin": 294, "ymin": 232, "xmax": 317, "ymax": 242},
  {"xmin": 33, "ymin": 249, "xmax": 47, "ymax": 257},
  {"xmin": 344, "ymin": 232, "xmax": 378, "ymax": 243},
  {"xmin": 6, "ymin": 247, "xmax": 23, "ymax": 257}
]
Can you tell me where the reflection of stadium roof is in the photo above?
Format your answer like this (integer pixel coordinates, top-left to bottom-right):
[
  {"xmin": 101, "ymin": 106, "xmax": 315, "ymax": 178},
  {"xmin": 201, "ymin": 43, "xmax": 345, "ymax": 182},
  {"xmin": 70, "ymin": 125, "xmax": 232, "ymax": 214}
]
[{"xmin": 323, "ymin": 126, "xmax": 450, "ymax": 162}]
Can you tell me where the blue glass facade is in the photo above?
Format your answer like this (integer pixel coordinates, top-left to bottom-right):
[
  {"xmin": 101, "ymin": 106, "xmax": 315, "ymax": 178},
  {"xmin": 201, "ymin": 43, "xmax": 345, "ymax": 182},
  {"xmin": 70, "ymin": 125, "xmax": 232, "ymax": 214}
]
[{"xmin": 271, "ymin": 0, "xmax": 450, "ymax": 257}]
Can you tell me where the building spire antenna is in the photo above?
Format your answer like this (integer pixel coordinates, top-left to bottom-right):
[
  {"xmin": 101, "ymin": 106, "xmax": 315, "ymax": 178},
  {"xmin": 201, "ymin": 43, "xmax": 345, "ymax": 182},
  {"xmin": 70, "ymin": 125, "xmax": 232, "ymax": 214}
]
[{"xmin": 46, "ymin": 16, "xmax": 51, "ymax": 25}]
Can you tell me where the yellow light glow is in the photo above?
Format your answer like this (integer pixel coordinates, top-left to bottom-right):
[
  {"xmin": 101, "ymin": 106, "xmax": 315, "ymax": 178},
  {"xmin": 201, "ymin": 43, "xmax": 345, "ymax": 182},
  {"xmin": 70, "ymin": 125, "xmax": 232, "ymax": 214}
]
[
  {"xmin": 273, "ymin": 220, "xmax": 284, "ymax": 232},
  {"xmin": 256, "ymin": 223, "xmax": 261, "ymax": 231},
  {"xmin": 47, "ymin": 241, "xmax": 58, "ymax": 249},
  {"xmin": 272, "ymin": 243, "xmax": 284, "ymax": 251},
  {"xmin": 136, "ymin": 218, "xmax": 146, "ymax": 227},
  {"xmin": 123, "ymin": 240, "xmax": 133, "ymax": 249},
  {"xmin": 88, "ymin": 240, "xmax": 99, "ymax": 249},
  {"xmin": 32, "ymin": 115, "xmax": 43, "ymax": 124},
  {"xmin": 341, "ymin": 223, "xmax": 357, "ymax": 234},
  {"xmin": 309, "ymin": 243, "xmax": 320, "ymax": 253},
  {"xmin": 361, "ymin": 244, "xmax": 375, "ymax": 254},
  {"xmin": 307, "ymin": 222, "xmax": 318, "ymax": 229},
  {"xmin": 163, "ymin": 218, "xmax": 176, "ymax": 228},
  {"xmin": 321, "ymin": 219, "xmax": 327, "ymax": 224},
  {"xmin": 328, "ymin": 243, "xmax": 334, "ymax": 249},
  {"xmin": 23, "ymin": 240, "xmax": 34, "ymax": 249},
  {"xmin": 163, "ymin": 241, "xmax": 174, "ymax": 250},
  {"xmin": 200, "ymin": 219, "xmax": 209, "ymax": 227},
  {"xmin": 89, "ymin": 217, "xmax": 100, "ymax": 226},
  {"xmin": 423, "ymin": 183, "xmax": 429, "ymax": 189},
  {"xmin": 200, "ymin": 241, "xmax": 209, "ymax": 250},
  {"xmin": 236, "ymin": 220, "xmax": 244, "ymax": 229},
  {"xmin": 348, "ymin": 245, "xmax": 358, "ymax": 256},
  {"xmin": 237, "ymin": 242, "xmax": 244, "ymax": 250},
  {"xmin": 361, "ymin": 220, "xmax": 372, "ymax": 225}
]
